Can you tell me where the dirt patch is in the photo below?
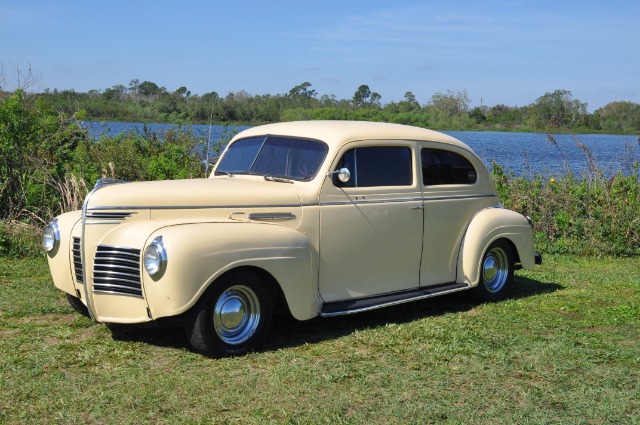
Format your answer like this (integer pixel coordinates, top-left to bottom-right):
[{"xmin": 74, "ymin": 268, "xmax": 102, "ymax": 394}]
[
  {"xmin": 582, "ymin": 326, "xmax": 614, "ymax": 333},
  {"xmin": 15, "ymin": 313, "xmax": 76, "ymax": 325}
]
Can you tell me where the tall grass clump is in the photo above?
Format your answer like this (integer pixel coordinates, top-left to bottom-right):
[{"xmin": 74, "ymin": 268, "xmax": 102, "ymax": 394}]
[{"xmin": 492, "ymin": 135, "xmax": 640, "ymax": 256}]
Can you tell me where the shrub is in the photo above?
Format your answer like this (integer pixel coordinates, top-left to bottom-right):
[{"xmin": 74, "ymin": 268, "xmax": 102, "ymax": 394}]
[
  {"xmin": 491, "ymin": 141, "xmax": 640, "ymax": 256},
  {"xmin": 0, "ymin": 90, "xmax": 86, "ymax": 221},
  {"xmin": 71, "ymin": 128, "xmax": 204, "ymax": 183}
]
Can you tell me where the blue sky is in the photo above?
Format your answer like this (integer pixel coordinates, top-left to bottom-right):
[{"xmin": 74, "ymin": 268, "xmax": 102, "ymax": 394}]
[{"xmin": 2, "ymin": 0, "xmax": 639, "ymax": 111}]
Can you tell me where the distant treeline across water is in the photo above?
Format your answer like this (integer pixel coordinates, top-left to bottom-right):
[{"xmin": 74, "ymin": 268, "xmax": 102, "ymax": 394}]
[{"xmin": 82, "ymin": 121, "xmax": 640, "ymax": 177}]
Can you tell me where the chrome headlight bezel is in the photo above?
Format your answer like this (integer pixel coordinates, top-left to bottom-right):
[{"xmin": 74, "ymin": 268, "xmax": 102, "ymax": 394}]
[
  {"xmin": 143, "ymin": 236, "xmax": 167, "ymax": 277},
  {"xmin": 42, "ymin": 219, "xmax": 60, "ymax": 253}
]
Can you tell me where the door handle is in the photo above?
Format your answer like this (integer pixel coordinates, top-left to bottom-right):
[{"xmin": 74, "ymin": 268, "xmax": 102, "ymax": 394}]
[{"xmin": 412, "ymin": 205, "xmax": 424, "ymax": 210}]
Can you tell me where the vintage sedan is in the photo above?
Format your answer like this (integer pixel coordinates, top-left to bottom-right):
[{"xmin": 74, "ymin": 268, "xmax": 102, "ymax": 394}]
[{"xmin": 43, "ymin": 121, "xmax": 541, "ymax": 357}]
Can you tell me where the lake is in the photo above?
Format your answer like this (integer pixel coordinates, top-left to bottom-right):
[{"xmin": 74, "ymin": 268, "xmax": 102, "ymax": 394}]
[{"xmin": 81, "ymin": 121, "xmax": 640, "ymax": 177}]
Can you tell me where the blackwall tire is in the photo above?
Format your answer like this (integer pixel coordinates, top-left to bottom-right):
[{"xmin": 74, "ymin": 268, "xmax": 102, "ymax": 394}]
[
  {"xmin": 66, "ymin": 293, "xmax": 90, "ymax": 317},
  {"xmin": 471, "ymin": 240, "xmax": 514, "ymax": 302},
  {"xmin": 185, "ymin": 270, "xmax": 273, "ymax": 358}
]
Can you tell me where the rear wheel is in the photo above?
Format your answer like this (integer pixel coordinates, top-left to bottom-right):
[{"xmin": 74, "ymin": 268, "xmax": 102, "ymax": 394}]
[
  {"xmin": 471, "ymin": 240, "xmax": 514, "ymax": 302},
  {"xmin": 185, "ymin": 270, "xmax": 273, "ymax": 357}
]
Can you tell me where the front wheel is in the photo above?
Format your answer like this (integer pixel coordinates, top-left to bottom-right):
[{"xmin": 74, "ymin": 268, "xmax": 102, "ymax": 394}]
[
  {"xmin": 185, "ymin": 270, "xmax": 273, "ymax": 357},
  {"xmin": 470, "ymin": 240, "xmax": 514, "ymax": 302},
  {"xmin": 66, "ymin": 293, "xmax": 90, "ymax": 317}
]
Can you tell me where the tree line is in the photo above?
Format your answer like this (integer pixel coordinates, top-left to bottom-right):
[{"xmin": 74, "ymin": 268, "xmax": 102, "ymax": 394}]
[{"xmin": 32, "ymin": 81, "xmax": 640, "ymax": 134}]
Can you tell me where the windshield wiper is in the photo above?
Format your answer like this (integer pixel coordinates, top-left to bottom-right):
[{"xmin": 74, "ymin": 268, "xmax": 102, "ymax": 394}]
[
  {"xmin": 264, "ymin": 175, "xmax": 294, "ymax": 184},
  {"xmin": 215, "ymin": 170, "xmax": 233, "ymax": 177}
]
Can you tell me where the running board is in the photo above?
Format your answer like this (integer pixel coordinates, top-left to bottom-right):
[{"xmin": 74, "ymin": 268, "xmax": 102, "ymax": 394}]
[{"xmin": 320, "ymin": 283, "xmax": 470, "ymax": 317}]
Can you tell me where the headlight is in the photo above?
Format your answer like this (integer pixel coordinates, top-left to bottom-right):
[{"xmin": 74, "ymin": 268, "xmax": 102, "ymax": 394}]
[
  {"xmin": 143, "ymin": 236, "xmax": 167, "ymax": 277},
  {"xmin": 42, "ymin": 219, "xmax": 60, "ymax": 253}
]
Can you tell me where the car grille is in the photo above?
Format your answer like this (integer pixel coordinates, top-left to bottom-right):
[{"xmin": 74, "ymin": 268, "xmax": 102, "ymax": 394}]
[
  {"xmin": 92, "ymin": 245, "xmax": 143, "ymax": 298},
  {"xmin": 72, "ymin": 237, "xmax": 84, "ymax": 284}
]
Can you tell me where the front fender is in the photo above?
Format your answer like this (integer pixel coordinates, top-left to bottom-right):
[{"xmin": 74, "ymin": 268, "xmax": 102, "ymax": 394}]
[
  {"xmin": 45, "ymin": 210, "xmax": 83, "ymax": 296},
  {"xmin": 457, "ymin": 208, "xmax": 536, "ymax": 286},
  {"xmin": 142, "ymin": 222, "xmax": 319, "ymax": 321}
]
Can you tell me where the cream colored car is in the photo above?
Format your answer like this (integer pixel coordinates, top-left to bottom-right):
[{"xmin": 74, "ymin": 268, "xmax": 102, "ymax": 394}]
[{"xmin": 43, "ymin": 121, "xmax": 541, "ymax": 357}]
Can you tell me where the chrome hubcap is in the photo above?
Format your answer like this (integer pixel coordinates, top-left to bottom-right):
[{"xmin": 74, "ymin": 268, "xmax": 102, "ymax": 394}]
[
  {"xmin": 482, "ymin": 247, "xmax": 509, "ymax": 293},
  {"xmin": 213, "ymin": 285, "xmax": 260, "ymax": 345}
]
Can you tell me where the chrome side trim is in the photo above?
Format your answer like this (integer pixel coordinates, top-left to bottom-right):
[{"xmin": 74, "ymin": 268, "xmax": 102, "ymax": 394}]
[
  {"xmin": 86, "ymin": 203, "xmax": 303, "ymax": 211},
  {"xmin": 84, "ymin": 222, "xmax": 129, "ymax": 225},
  {"xmin": 248, "ymin": 213, "xmax": 296, "ymax": 221},
  {"xmin": 319, "ymin": 194, "xmax": 497, "ymax": 207},
  {"xmin": 83, "ymin": 194, "xmax": 497, "ymax": 213},
  {"xmin": 228, "ymin": 212, "xmax": 246, "ymax": 220},
  {"xmin": 319, "ymin": 197, "xmax": 423, "ymax": 207},
  {"xmin": 320, "ymin": 284, "xmax": 470, "ymax": 317},
  {"xmin": 422, "ymin": 194, "xmax": 498, "ymax": 202}
]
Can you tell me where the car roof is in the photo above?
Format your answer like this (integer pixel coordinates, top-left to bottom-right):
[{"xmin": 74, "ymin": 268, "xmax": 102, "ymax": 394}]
[{"xmin": 232, "ymin": 120, "xmax": 472, "ymax": 151}]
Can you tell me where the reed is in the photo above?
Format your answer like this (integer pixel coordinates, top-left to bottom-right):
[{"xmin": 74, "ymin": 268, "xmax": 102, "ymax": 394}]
[{"xmin": 492, "ymin": 135, "xmax": 640, "ymax": 256}]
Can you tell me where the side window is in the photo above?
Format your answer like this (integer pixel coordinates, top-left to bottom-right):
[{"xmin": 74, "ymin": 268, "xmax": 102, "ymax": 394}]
[
  {"xmin": 334, "ymin": 146, "xmax": 412, "ymax": 187},
  {"xmin": 422, "ymin": 148, "xmax": 477, "ymax": 186}
]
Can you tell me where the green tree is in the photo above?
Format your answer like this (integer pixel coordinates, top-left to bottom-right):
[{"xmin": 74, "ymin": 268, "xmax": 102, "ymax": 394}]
[
  {"xmin": 427, "ymin": 89, "xmax": 470, "ymax": 117},
  {"xmin": 128, "ymin": 79, "xmax": 140, "ymax": 94},
  {"xmin": 469, "ymin": 106, "xmax": 487, "ymax": 123},
  {"xmin": 532, "ymin": 89, "xmax": 588, "ymax": 128},
  {"xmin": 596, "ymin": 101, "xmax": 640, "ymax": 133},
  {"xmin": 398, "ymin": 91, "xmax": 420, "ymax": 112},
  {"xmin": 175, "ymin": 86, "xmax": 191, "ymax": 97},
  {"xmin": 103, "ymin": 84, "xmax": 126, "ymax": 101},
  {"xmin": 353, "ymin": 85, "xmax": 381, "ymax": 108},
  {"xmin": 288, "ymin": 82, "xmax": 317, "ymax": 99},
  {"xmin": 138, "ymin": 81, "xmax": 162, "ymax": 96}
]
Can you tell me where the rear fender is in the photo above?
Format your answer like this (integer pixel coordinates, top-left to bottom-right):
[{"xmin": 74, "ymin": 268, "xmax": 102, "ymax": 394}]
[{"xmin": 457, "ymin": 208, "xmax": 536, "ymax": 286}]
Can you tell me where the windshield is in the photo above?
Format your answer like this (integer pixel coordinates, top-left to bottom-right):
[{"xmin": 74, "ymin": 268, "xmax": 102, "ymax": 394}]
[{"xmin": 215, "ymin": 136, "xmax": 328, "ymax": 181}]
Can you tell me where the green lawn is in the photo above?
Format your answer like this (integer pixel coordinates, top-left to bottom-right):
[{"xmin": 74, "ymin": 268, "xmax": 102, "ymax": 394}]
[{"xmin": 1, "ymin": 256, "xmax": 638, "ymax": 424}]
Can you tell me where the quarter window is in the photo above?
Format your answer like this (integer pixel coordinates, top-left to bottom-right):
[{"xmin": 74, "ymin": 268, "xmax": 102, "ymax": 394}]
[
  {"xmin": 422, "ymin": 148, "xmax": 477, "ymax": 185},
  {"xmin": 334, "ymin": 146, "xmax": 412, "ymax": 187}
]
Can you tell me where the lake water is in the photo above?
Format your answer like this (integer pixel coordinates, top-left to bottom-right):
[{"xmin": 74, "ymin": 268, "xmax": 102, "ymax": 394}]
[{"xmin": 81, "ymin": 121, "xmax": 640, "ymax": 177}]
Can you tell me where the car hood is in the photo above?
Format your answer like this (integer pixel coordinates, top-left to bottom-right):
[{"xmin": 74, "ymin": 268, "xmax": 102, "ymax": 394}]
[{"xmin": 86, "ymin": 177, "xmax": 302, "ymax": 209}]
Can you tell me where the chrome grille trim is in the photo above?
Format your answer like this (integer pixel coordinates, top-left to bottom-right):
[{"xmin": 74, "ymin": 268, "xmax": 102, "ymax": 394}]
[
  {"xmin": 93, "ymin": 245, "xmax": 142, "ymax": 298},
  {"xmin": 86, "ymin": 211, "xmax": 136, "ymax": 219},
  {"xmin": 85, "ymin": 211, "xmax": 137, "ymax": 224},
  {"xmin": 72, "ymin": 237, "xmax": 84, "ymax": 284}
]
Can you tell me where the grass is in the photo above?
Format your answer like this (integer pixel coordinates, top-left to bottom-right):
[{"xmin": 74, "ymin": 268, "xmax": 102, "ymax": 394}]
[{"xmin": 0, "ymin": 256, "xmax": 638, "ymax": 424}]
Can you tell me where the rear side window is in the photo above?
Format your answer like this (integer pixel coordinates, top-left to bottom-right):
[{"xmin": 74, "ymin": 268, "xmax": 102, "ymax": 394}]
[
  {"xmin": 422, "ymin": 148, "xmax": 477, "ymax": 186},
  {"xmin": 334, "ymin": 146, "xmax": 412, "ymax": 187}
]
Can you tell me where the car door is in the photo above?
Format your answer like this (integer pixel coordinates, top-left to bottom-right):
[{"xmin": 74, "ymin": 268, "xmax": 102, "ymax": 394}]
[
  {"xmin": 419, "ymin": 143, "xmax": 499, "ymax": 286},
  {"xmin": 318, "ymin": 141, "xmax": 424, "ymax": 302}
]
